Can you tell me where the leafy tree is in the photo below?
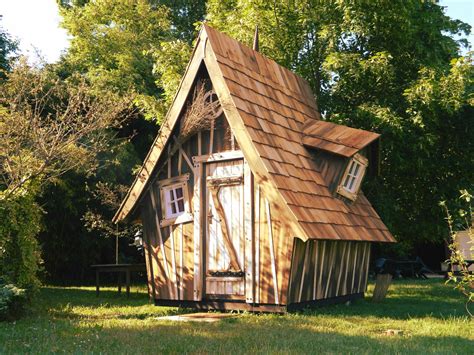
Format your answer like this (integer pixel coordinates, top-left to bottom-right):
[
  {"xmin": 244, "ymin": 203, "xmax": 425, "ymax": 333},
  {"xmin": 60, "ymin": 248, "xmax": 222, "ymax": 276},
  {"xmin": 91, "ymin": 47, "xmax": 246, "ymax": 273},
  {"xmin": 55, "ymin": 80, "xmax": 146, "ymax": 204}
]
[
  {"xmin": 0, "ymin": 16, "xmax": 18, "ymax": 76},
  {"xmin": 58, "ymin": 0, "xmax": 205, "ymax": 122},
  {"xmin": 0, "ymin": 59, "xmax": 130, "ymax": 290},
  {"xmin": 35, "ymin": 0, "xmax": 205, "ymax": 283}
]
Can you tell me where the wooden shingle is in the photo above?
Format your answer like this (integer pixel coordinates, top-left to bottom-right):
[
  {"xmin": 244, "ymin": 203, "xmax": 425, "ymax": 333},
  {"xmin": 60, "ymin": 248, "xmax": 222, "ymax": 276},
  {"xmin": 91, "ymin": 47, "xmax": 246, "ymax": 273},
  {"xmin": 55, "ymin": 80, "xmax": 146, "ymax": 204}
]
[{"xmin": 114, "ymin": 25, "xmax": 395, "ymax": 244}]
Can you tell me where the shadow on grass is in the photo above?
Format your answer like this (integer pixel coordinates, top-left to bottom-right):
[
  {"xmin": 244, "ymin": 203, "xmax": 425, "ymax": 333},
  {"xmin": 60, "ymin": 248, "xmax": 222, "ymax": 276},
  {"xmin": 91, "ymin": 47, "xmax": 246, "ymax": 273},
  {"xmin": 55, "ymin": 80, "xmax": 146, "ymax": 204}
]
[
  {"xmin": 2, "ymin": 313, "xmax": 472, "ymax": 353},
  {"xmin": 36, "ymin": 286, "xmax": 191, "ymax": 320},
  {"xmin": 38, "ymin": 279, "xmax": 469, "ymax": 321},
  {"xmin": 302, "ymin": 279, "xmax": 470, "ymax": 320},
  {"xmin": 1, "ymin": 280, "xmax": 471, "ymax": 353}
]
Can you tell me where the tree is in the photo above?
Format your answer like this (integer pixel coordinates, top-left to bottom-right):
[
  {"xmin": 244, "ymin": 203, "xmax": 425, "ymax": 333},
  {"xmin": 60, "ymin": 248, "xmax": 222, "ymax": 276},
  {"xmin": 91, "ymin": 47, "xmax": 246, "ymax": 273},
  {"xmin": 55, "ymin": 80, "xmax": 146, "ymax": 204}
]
[
  {"xmin": 0, "ymin": 59, "xmax": 130, "ymax": 198},
  {"xmin": 34, "ymin": 0, "xmax": 205, "ymax": 283},
  {"xmin": 58, "ymin": 0, "xmax": 205, "ymax": 122},
  {"xmin": 0, "ymin": 16, "xmax": 18, "ymax": 76},
  {"xmin": 0, "ymin": 59, "xmax": 130, "ymax": 290}
]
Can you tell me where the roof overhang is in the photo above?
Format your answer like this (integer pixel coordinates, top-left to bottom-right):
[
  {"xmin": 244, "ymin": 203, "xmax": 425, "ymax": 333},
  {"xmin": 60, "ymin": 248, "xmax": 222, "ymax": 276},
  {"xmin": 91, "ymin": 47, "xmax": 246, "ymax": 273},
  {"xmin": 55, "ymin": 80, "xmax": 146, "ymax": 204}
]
[{"xmin": 302, "ymin": 120, "xmax": 380, "ymax": 158}]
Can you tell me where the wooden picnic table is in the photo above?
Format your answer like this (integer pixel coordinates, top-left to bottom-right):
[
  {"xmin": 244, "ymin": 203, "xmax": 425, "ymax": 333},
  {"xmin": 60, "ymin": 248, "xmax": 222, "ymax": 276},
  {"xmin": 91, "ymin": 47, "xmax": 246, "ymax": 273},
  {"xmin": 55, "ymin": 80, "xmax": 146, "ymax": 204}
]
[{"xmin": 91, "ymin": 263, "xmax": 146, "ymax": 298}]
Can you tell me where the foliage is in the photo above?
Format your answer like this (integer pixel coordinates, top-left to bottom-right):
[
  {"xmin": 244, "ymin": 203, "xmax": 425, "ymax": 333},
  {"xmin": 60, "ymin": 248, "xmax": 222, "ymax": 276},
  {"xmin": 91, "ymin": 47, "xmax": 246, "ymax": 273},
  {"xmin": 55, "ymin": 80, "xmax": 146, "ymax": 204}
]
[
  {"xmin": 0, "ymin": 59, "xmax": 132, "ymax": 291},
  {"xmin": 58, "ymin": 0, "xmax": 206, "ymax": 122},
  {"xmin": 0, "ymin": 283, "xmax": 27, "ymax": 321},
  {"xmin": 32, "ymin": 0, "xmax": 472, "ymax": 285},
  {"xmin": 0, "ymin": 16, "xmax": 17, "ymax": 76},
  {"xmin": 440, "ymin": 190, "xmax": 473, "ymax": 316},
  {"xmin": 0, "ymin": 59, "xmax": 132, "ymax": 199},
  {"xmin": 206, "ymin": 0, "xmax": 474, "ymax": 252},
  {"xmin": 83, "ymin": 181, "xmax": 140, "ymax": 241},
  {"xmin": 0, "ymin": 194, "xmax": 42, "ymax": 294},
  {"xmin": 0, "ymin": 281, "xmax": 472, "ymax": 352}
]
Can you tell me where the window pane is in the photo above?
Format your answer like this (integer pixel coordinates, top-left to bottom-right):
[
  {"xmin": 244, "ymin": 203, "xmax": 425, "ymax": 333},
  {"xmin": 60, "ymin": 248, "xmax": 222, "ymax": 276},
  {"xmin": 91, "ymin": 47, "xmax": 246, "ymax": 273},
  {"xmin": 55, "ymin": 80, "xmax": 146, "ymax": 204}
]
[
  {"xmin": 348, "ymin": 161, "xmax": 356, "ymax": 176},
  {"xmin": 169, "ymin": 189, "xmax": 175, "ymax": 202},
  {"xmin": 177, "ymin": 199, "xmax": 185, "ymax": 212},
  {"xmin": 353, "ymin": 163, "xmax": 360, "ymax": 177},
  {"xmin": 348, "ymin": 176, "xmax": 356, "ymax": 191},
  {"xmin": 175, "ymin": 187, "xmax": 183, "ymax": 198},
  {"xmin": 171, "ymin": 201, "xmax": 177, "ymax": 214},
  {"xmin": 343, "ymin": 174, "xmax": 352, "ymax": 188}
]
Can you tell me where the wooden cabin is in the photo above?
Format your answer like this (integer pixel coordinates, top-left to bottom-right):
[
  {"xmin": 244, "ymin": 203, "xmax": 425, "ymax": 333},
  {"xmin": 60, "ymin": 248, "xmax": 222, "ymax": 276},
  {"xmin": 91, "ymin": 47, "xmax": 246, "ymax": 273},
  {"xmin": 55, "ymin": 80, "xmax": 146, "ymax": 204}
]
[{"xmin": 113, "ymin": 25, "xmax": 395, "ymax": 312}]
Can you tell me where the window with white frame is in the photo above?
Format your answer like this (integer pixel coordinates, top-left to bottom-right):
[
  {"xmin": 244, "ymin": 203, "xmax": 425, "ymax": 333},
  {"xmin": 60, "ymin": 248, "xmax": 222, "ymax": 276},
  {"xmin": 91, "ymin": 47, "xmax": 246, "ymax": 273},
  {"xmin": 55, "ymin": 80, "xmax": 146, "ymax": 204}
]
[
  {"xmin": 158, "ymin": 174, "xmax": 192, "ymax": 226},
  {"xmin": 337, "ymin": 153, "xmax": 368, "ymax": 200},
  {"xmin": 163, "ymin": 184, "xmax": 186, "ymax": 219}
]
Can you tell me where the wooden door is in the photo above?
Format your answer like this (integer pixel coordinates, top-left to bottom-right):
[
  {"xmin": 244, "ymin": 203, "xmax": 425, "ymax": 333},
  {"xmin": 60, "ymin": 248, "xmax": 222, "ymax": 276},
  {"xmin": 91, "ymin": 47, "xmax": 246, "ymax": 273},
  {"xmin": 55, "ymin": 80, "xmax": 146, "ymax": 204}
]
[{"xmin": 205, "ymin": 159, "xmax": 246, "ymax": 299}]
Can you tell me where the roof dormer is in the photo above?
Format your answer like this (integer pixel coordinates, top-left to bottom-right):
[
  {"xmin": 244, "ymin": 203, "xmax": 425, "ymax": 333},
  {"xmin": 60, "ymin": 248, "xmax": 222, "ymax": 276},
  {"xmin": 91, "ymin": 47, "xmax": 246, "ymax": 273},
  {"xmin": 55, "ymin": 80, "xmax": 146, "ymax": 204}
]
[{"xmin": 302, "ymin": 120, "xmax": 380, "ymax": 201}]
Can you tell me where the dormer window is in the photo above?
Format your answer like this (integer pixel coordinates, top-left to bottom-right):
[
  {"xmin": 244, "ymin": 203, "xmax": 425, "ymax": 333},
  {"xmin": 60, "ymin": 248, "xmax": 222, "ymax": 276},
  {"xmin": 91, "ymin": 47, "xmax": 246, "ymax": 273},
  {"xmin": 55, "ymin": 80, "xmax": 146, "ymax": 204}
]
[
  {"xmin": 158, "ymin": 174, "xmax": 193, "ymax": 227},
  {"xmin": 337, "ymin": 153, "xmax": 368, "ymax": 200}
]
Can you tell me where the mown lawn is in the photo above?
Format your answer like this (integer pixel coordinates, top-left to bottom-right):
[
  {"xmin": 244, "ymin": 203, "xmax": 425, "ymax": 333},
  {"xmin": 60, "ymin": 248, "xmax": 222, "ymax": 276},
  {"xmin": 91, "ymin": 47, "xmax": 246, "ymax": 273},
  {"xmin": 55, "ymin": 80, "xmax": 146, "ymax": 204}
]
[{"xmin": 0, "ymin": 279, "xmax": 472, "ymax": 354}]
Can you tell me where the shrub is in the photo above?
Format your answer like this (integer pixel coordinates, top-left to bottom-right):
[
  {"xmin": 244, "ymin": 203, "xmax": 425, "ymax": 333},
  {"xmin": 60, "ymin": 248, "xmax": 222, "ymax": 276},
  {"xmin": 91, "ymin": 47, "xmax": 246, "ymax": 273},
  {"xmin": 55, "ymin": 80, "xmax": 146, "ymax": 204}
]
[
  {"xmin": 0, "ymin": 283, "xmax": 27, "ymax": 321},
  {"xmin": 0, "ymin": 194, "xmax": 42, "ymax": 294},
  {"xmin": 440, "ymin": 189, "xmax": 473, "ymax": 317}
]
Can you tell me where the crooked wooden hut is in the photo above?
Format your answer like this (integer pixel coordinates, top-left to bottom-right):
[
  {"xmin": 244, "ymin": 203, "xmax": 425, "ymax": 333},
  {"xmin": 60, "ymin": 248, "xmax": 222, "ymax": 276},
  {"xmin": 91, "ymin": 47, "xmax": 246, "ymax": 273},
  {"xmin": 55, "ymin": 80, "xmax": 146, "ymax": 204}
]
[{"xmin": 113, "ymin": 25, "xmax": 395, "ymax": 312}]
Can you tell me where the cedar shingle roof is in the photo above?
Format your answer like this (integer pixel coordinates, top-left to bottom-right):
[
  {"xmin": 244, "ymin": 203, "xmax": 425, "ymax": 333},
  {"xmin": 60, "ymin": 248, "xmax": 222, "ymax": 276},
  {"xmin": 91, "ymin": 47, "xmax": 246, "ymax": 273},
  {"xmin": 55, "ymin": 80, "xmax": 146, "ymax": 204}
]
[
  {"xmin": 302, "ymin": 120, "xmax": 380, "ymax": 157},
  {"xmin": 114, "ymin": 25, "xmax": 395, "ymax": 243},
  {"xmin": 204, "ymin": 26, "xmax": 394, "ymax": 243}
]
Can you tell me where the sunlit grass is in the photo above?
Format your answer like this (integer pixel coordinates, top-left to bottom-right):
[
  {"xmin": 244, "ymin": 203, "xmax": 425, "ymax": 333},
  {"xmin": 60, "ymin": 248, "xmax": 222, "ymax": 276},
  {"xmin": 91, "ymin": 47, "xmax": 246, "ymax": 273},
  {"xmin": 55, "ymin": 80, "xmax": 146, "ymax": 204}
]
[{"xmin": 0, "ymin": 280, "xmax": 472, "ymax": 353}]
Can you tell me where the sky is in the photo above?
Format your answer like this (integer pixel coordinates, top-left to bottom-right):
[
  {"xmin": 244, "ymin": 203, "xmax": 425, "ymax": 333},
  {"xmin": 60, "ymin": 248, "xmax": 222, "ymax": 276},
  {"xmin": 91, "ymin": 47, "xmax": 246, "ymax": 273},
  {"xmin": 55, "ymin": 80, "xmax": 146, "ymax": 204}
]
[
  {"xmin": 0, "ymin": 0, "xmax": 473, "ymax": 64},
  {"xmin": 1, "ymin": 0, "xmax": 69, "ymax": 63}
]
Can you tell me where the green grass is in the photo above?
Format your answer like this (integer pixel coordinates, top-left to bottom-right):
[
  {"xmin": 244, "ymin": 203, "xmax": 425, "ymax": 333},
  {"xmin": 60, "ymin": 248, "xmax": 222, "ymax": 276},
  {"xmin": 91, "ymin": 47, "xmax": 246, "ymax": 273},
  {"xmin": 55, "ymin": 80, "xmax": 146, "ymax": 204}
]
[{"xmin": 0, "ymin": 280, "xmax": 472, "ymax": 354}]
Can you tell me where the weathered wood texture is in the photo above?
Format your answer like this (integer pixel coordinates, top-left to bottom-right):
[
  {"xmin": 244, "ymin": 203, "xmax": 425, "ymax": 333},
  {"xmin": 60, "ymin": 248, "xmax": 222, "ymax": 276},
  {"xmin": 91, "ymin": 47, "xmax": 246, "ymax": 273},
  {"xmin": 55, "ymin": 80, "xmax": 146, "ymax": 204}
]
[
  {"xmin": 205, "ymin": 159, "xmax": 246, "ymax": 298},
  {"xmin": 117, "ymin": 25, "xmax": 394, "ymax": 244},
  {"xmin": 203, "ymin": 25, "xmax": 394, "ymax": 243},
  {"xmin": 252, "ymin": 185, "xmax": 293, "ymax": 305},
  {"xmin": 288, "ymin": 239, "xmax": 371, "ymax": 303},
  {"xmin": 139, "ymin": 95, "xmax": 237, "ymax": 300},
  {"xmin": 302, "ymin": 119, "xmax": 380, "ymax": 158},
  {"xmin": 372, "ymin": 273, "xmax": 392, "ymax": 302}
]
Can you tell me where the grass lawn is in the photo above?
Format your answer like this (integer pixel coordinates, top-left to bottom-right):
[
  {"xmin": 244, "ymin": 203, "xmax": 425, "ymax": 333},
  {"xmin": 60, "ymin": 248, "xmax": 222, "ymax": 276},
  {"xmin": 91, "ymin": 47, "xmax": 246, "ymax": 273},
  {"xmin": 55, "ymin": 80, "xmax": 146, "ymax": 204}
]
[{"xmin": 0, "ymin": 279, "xmax": 472, "ymax": 354}]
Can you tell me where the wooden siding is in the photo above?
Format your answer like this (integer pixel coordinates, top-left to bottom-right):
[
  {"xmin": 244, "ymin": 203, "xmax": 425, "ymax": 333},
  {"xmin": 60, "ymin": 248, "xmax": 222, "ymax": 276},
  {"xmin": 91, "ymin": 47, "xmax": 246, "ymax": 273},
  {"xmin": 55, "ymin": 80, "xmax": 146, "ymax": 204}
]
[
  {"xmin": 139, "ymin": 74, "xmax": 240, "ymax": 300},
  {"xmin": 253, "ymin": 185, "xmax": 293, "ymax": 305},
  {"xmin": 311, "ymin": 150, "xmax": 347, "ymax": 193},
  {"xmin": 288, "ymin": 240, "xmax": 371, "ymax": 303}
]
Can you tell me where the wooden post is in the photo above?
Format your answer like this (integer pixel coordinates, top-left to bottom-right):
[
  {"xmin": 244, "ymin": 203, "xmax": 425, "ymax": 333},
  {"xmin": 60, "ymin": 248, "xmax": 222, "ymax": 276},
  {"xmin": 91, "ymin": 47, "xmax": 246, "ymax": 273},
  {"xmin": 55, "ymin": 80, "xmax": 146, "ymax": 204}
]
[
  {"xmin": 126, "ymin": 270, "xmax": 131, "ymax": 298},
  {"xmin": 372, "ymin": 273, "xmax": 392, "ymax": 302},
  {"xmin": 96, "ymin": 270, "xmax": 100, "ymax": 297}
]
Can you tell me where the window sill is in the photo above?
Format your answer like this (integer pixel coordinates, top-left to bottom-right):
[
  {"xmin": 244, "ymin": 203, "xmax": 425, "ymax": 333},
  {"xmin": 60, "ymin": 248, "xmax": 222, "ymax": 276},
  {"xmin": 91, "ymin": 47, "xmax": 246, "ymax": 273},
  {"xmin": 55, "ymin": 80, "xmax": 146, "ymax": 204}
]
[
  {"xmin": 336, "ymin": 185, "xmax": 358, "ymax": 201},
  {"xmin": 160, "ymin": 212, "xmax": 193, "ymax": 227}
]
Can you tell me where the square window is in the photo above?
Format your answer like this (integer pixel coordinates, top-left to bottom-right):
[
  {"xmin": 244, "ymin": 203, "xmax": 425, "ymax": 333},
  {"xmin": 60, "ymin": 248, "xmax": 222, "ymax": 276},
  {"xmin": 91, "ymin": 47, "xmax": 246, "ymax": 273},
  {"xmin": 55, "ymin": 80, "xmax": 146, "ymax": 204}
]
[
  {"xmin": 163, "ymin": 184, "xmax": 187, "ymax": 219},
  {"xmin": 158, "ymin": 174, "xmax": 193, "ymax": 226}
]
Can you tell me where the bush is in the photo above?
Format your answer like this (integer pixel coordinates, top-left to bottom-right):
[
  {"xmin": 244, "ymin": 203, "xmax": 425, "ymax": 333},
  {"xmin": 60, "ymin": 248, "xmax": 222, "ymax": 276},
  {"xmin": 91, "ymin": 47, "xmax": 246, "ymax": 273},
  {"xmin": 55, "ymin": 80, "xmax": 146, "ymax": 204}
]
[
  {"xmin": 0, "ymin": 283, "xmax": 27, "ymax": 321},
  {"xmin": 0, "ymin": 194, "xmax": 42, "ymax": 294},
  {"xmin": 440, "ymin": 189, "xmax": 473, "ymax": 317}
]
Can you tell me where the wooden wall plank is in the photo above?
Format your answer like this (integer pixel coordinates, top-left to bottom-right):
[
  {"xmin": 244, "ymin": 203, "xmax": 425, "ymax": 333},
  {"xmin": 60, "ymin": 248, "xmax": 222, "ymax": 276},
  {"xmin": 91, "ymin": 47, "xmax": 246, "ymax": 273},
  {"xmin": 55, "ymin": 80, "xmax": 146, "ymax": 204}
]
[
  {"xmin": 254, "ymin": 185, "xmax": 261, "ymax": 304},
  {"xmin": 244, "ymin": 161, "xmax": 254, "ymax": 303},
  {"xmin": 193, "ymin": 162, "xmax": 203, "ymax": 301},
  {"xmin": 265, "ymin": 199, "xmax": 279, "ymax": 304}
]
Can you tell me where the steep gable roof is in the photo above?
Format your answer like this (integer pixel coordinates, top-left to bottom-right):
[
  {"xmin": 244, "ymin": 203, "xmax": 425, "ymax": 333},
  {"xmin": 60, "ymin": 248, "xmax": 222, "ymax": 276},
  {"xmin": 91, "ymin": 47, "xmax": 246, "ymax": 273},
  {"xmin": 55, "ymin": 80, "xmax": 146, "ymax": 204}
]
[{"xmin": 114, "ymin": 25, "xmax": 395, "ymax": 243}]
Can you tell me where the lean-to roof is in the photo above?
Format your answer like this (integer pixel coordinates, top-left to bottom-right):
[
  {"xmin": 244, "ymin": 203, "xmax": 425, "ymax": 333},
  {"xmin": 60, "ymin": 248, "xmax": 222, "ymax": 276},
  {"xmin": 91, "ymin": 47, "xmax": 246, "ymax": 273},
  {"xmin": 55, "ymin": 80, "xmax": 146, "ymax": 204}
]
[{"xmin": 302, "ymin": 120, "xmax": 380, "ymax": 158}]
